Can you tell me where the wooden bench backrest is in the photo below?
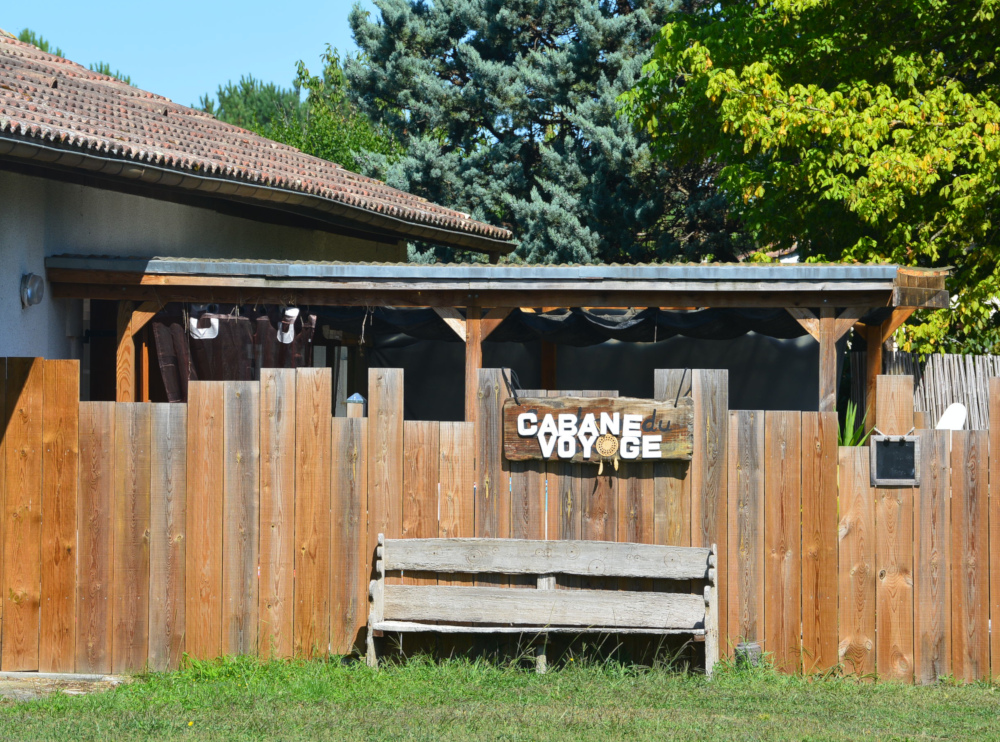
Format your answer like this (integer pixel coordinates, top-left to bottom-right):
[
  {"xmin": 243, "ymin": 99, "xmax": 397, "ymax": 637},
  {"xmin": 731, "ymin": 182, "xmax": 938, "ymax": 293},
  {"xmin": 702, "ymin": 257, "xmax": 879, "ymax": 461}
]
[
  {"xmin": 380, "ymin": 537, "xmax": 712, "ymax": 581},
  {"xmin": 369, "ymin": 536, "xmax": 719, "ymax": 673}
]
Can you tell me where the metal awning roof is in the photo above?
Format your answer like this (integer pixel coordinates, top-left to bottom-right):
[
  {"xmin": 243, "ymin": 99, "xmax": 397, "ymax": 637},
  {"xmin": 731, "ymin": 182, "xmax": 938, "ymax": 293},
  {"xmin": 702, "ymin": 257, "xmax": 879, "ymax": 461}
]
[{"xmin": 45, "ymin": 255, "xmax": 948, "ymax": 310}]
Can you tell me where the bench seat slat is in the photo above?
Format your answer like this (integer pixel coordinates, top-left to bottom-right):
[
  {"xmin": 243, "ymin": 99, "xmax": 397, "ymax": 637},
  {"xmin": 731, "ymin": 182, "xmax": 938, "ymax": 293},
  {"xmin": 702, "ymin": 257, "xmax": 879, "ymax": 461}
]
[
  {"xmin": 382, "ymin": 538, "xmax": 711, "ymax": 580},
  {"xmin": 372, "ymin": 620, "xmax": 706, "ymax": 635},
  {"xmin": 383, "ymin": 585, "xmax": 705, "ymax": 630}
]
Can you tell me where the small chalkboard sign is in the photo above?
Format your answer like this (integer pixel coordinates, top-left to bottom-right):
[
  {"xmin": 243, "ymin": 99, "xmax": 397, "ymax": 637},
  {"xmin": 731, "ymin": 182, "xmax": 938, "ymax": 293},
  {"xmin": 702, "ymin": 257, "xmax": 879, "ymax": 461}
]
[{"xmin": 869, "ymin": 435, "xmax": 921, "ymax": 487}]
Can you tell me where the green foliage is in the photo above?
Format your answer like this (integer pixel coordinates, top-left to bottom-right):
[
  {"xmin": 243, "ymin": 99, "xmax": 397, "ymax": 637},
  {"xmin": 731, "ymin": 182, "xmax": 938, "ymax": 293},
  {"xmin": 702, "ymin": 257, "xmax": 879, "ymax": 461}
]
[
  {"xmin": 199, "ymin": 48, "xmax": 398, "ymax": 173},
  {"xmin": 621, "ymin": 0, "xmax": 1000, "ymax": 352},
  {"xmin": 838, "ymin": 400, "xmax": 870, "ymax": 447},
  {"xmin": 17, "ymin": 29, "xmax": 62, "ymax": 57},
  {"xmin": 197, "ymin": 75, "xmax": 302, "ymax": 129},
  {"xmin": 347, "ymin": 0, "xmax": 749, "ymax": 264},
  {"xmin": 1, "ymin": 655, "xmax": 1000, "ymax": 739},
  {"xmin": 88, "ymin": 61, "xmax": 132, "ymax": 86}
]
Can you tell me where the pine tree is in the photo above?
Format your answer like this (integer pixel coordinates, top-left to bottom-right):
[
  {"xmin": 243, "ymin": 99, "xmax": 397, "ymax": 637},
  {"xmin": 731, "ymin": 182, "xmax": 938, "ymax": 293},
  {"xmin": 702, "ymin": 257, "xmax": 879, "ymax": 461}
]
[
  {"xmin": 347, "ymin": 0, "xmax": 746, "ymax": 263},
  {"xmin": 198, "ymin": 75, "xmax": 302, "ymax": 129}
]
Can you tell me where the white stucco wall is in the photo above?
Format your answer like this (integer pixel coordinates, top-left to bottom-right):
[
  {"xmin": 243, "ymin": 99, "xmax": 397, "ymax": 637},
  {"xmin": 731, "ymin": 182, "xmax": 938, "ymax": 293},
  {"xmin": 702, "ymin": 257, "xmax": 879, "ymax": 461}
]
[{"xmin": 0, "ymin": 168, "xmax": 405, "ymax": 360}]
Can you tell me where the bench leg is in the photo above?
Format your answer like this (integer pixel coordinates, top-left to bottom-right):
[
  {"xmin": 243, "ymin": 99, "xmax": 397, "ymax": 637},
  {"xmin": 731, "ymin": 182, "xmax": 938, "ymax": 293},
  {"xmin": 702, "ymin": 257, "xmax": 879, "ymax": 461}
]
[
  {"xmin": 535, "ymin": 634, "xmax": 548, "ymax": 674},
  {"xmin": 366, "ymin": 628, "xmax": 378, "ymax": 669}
]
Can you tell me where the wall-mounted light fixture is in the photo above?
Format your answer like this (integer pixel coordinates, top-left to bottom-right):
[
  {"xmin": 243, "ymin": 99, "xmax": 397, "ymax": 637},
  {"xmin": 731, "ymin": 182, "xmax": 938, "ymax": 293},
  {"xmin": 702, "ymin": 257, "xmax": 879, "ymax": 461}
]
[{"xmin": 20, "ymin": 273, "xmax": 44, "ymax": 307}]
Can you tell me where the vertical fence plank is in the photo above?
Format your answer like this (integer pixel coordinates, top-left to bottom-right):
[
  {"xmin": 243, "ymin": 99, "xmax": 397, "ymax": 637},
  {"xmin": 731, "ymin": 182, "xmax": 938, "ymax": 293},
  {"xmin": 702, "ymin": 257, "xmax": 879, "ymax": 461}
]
[
  {"xmin": 76, "ymin": 402, "xmax": 115, "ymax": 673},
  {"xmin": 331, "ymin": 417, "xmax": 367, "ymax": 654},
  {"xmin": 402, "ymin": 421, "xmax": 440, "ymax": 587},
  {"xmin": 727, "ymin": 410, "xmax": 764, "ymax": 647},
  {"xmin": 620, "ymin": 465, "xmax": 654, "ymax": 546},
  {"xmin": 148, "ymin": 403, "xmax": 186, "ymax": 671},
  {"xmin": 991, "ymin": 378, "xmax": 1000, "ymax": 682},
  {"xmin": 838, "ymin": 446, "xmax": 876, "ymax": 676},
  {"xmin": 508, "ymin": 390, "xmax": 547, "ymax": 546},
  {"xmin": 875, "ymin": 375, "xmax": 915, "ymax": 682},
  {"xmin": 259, "ymin": 369, "xmax": 296, "ymax": 658},
  {"xmin": 439, "ymin": 422, "xmax": 475, "ymax": 587},
  {"xmin": 185, "ymin": 381, "xmax": 225, "ymax": 660},
  {"xmin": 223, "ymin": 381, "xmax": 260, "ymax": 656},
  {"xmin": 476, "ymin": 369, "xmax": 511, "ymax": 541},
  {"xmin": 950, "ymin": 430, "xmax": 989, "ymax": 681},
  {"xmin": 511, "ymin": 460, "xmax": 547, "ymax": 540},
  {"xmin": 914, "ymin": 428, "xmax": 950, "ymax": 684},
  {"xmin": 476, "ymin": 369, "xmax": 512, "ymax": 590},
  {"xmin": 581, "ymin": 473, "xmax": 616, "ymax": 542},
  {"xmin": 692, "ymin": 370, "xmax": 728, "ymax": 653},
  {"xmin": 763, "ymin": 411, "xmax": 801, "ymax": 673},
  {"xmin": 576, "ymin": 390, "xmax": 620, "ymax": 541},
  {"xmin": 112, "ymin": 403, "xmax": 151, "ymax": 672},
  {"xmin": 294, "ymin": 368, "xmax": 333, "ymax": 658},
  {"xmin": 800, "ymin": 411, "xmax": 838, "ymax": 674},
  {"xmin": 654, "ymin": 371, "xmax": 692, "ymax": 551},
  {"xmin": 875, "ymin": 479, "xmax": 915, "ymax": 684},
  {"xmin": 545, "ymin": 388, "xmax": 582, "ymax": 549},
  {"xmin": 2, "ymin": 358, "xmax": 43, "ymax": 670},
  {"xmin": 39, "ymin": 359, "xmax": 79, "ymax": 672},
  {"xmin": 367, "ymin": 368, "xmax": 404, "ymax": 585}
]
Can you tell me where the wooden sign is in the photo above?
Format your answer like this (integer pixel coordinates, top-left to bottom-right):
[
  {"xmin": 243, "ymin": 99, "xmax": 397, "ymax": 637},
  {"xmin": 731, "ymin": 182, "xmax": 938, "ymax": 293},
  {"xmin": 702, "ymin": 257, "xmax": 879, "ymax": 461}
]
[{"xmin": 503, "ymin": 396, "xmax": 694, "ymax": 464}]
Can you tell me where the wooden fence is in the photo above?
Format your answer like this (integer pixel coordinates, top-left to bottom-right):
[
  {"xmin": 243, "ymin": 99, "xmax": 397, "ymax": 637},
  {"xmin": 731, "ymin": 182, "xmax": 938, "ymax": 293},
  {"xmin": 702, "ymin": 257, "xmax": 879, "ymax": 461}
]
[{"xmin": 0, "ymin": 357, "xmax": 998, "ymax": 682}]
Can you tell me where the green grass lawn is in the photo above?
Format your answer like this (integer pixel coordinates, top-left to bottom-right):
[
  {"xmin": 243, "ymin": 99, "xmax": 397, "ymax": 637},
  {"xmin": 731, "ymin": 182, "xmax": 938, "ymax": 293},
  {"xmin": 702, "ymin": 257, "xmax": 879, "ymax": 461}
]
[{"xmin": 1, "ymin": 655, "xmax": 998, "ymax": 741}]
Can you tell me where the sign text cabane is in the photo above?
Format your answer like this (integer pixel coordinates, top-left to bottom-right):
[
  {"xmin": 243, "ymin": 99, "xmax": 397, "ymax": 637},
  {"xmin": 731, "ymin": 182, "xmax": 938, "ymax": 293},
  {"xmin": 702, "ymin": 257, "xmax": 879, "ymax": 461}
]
[{"xmin": 502, "ymin": 396, "xmax": 694, "ymax": 464}]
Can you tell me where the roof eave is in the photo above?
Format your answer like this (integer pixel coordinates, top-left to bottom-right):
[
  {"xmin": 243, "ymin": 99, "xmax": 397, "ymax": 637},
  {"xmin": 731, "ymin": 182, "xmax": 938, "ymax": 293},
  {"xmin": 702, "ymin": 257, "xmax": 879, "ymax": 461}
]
[{"xmin": 0, "ymin": 134, "xmax": 517, "ymax": 256}]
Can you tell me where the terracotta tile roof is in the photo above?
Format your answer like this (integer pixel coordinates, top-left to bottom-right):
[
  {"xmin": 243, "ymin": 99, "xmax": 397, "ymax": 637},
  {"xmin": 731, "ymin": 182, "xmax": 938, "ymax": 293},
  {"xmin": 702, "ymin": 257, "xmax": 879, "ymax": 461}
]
[{"xmin": 0, "ymin": 32, "xmax": 514, "ymax": 253}]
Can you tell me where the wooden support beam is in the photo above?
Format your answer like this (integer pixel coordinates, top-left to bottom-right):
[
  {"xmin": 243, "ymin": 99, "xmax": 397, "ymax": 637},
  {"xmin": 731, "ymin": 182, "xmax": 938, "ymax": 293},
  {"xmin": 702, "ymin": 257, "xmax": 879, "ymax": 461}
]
[
  {"xmin": 818, "ymin": 307, "xmax": 837, "ymax": 412},
  {"xmin": 116, "ymin": 300, "xmax": 162, "ymax": 403},
  {"xmin": 834, "ymin": 307, "xmax": 868, "ymax": 340},
  {"xmin": 791, "ymin": 306, "xmax": 871, "ymax": 412},
  {"xmin": 465, "ymin": 308, "xmax": 483, "ymax": 423},
  {"xmin": 139, "ymin": 326, "xmax": 151, "ymax": 403},
  {"xmin": 859, "ymin": 307, "xmax": 915, "ymax": 430},
  {"xmin": 790, "ymin": 306, "xmax": 872, "ymax": 345},
  {"xmin": 879, "ymin": 307, "xmax": 916, "ymax": 343},
  {"xmin": 787, "ymin": 307, "xmax": 820, "ymax": 341},
  {"xmin": 864, "ymin": 324, "xmax": 883, "ymax": 432},
  {"xmin": 53, "ymin": 280, "xmax": 903, "ymax": 309},
  {"xmin": 481, "ymin": 308, "xmax": 511, "ymax": 340},
  {"xmin": 433, "ymin": 307, "xmax": 467, "ymax": 342}
]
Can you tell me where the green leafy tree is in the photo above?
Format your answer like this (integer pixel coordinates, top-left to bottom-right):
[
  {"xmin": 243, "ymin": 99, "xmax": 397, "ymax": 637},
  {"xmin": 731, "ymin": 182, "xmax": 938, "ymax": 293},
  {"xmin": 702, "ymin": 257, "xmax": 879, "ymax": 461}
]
[
  {"xmin": 346, "ymin": 0, "xmax": 747, "ymax": 263},
  {"xmin": 199, "ymin": 48, "xmax": 398, "ymax": 173},
  {"xmin": 621, "ymin": 0, "xmax": 1000, "ymax": 353}
]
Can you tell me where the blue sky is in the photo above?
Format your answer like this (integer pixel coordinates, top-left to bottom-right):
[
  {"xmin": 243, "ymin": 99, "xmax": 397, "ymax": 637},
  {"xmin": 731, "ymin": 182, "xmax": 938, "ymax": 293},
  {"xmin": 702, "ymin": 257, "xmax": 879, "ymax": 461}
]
[{"xmin": 3, "ymin": 1, "xmax": 374, "ymax": 107}]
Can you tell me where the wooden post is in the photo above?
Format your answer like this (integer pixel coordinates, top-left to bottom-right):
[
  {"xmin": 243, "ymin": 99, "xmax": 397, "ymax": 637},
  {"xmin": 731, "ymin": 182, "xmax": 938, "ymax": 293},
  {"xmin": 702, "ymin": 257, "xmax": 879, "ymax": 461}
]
[
  {"xmin": 347, "ymin": 396, "xmax": 365, "ymax": 418},
  {"xmin": 116, "ymin": 300, "xmax": 161, "ymax": 403},
  {"xmin": 818, "ymin": 307, "xmax": 837, "ymax": 412},
  {"xmin": 863, "ymin": 307, "xmax": 915, "ymax": 432},
  {"xmin": 116, "ymin": 301, "xmax": 136, "ymax": 403},
  {"xmin": 874, "ymin": 375, "xmax": 915, "ymax": 682},
  {"xmin": 865, "ymin": 325, "xmax": 883, "ymax": 432},
  {"xmin": 535, "ymin": 575, "xmax": 555, "ymax": 673},
  {"xmin": 465, "ymin": 308, "xmax": 483, "ymax": 423}
]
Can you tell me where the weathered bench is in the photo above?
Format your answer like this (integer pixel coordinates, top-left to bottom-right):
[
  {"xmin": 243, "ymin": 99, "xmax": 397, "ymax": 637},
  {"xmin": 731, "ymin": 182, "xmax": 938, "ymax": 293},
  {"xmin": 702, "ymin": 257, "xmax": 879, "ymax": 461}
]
[{"xmin": 367, "ymin": 535, "xmax": 718, "ymax": 675}]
